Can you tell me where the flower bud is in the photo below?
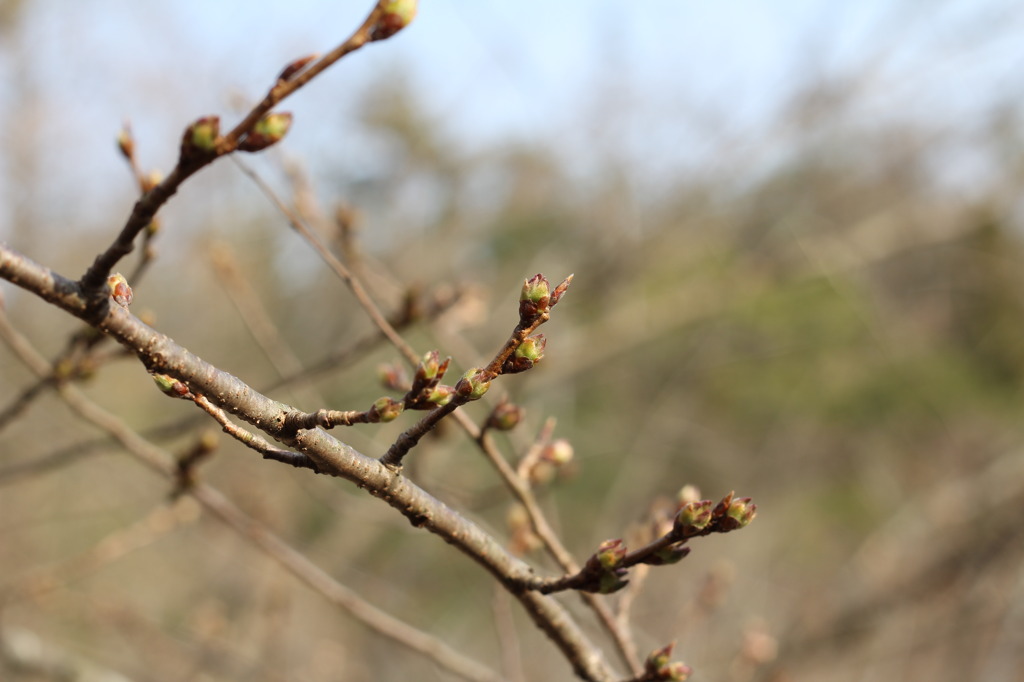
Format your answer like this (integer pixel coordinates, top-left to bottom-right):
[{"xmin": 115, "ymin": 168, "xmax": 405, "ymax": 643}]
[
  {"xmin": 540, "ymin": 438, "xmax": 573, "ymax": 465},
  {"xmin": 664, "ymin": 662, "xmax": 693, "ymax": 680},
  {"xmin": 487, "ymin": 401, "xmax": 525, "ymax": 431},
  {"xmin": 239, "ymin": 112, "xmax": 293, "ymax": 152},
  {"xmin": 116, "ymin": 125, "xmax": 134, "ymax": 160},
  {"xmin": 645, "ymin": 643, "xmax": 675, "ymax": 674},
  {"xmin": 454, "ymin": 369, "xmax": 491, "ymax": 401},
  {"xmin": 152, "ymin": 373, "xmax": 190, "ymax": 399},
  {"xmin": 106, "ymin": 273, "xmax": 133, "ymax": 307},
  {"xmin": 519, "ymin": 273, "xmax": 550, "ymax": 321},
  {"xmin": 549, "ymin": 273, "xmax": 573, "ymax": 307},
  {"xmin": 370, "ymin": 396, "xmax": 404, "ymax": 423},
  {"xmin": 516, "ymin": 334, "xmax": 546, "ymax": 363},
  {"xmin": 427, "ymin": 385, "xmax": 455, "ymax": 406},
  {"xmin": 675, "ymin": 499, "xmax": 714, "ymax": 533},
  {"xmin": 591, "ymin": 538, "xmax": 627, "ymax": 571},
  {"xmin": 378, "ymin": 363, "xmax": 408, "ymax": 391},
  {"xmin": 644, "ymin": 543, "xmax": 691, "ymax": 566},
  {"xmin": 277, "ymin": 54, "xmax": 318, "ymax": 83},
  {"xmin": 723, "ymin": 497, "xmax": 757, "ymax": 530},
  {"xmin": 370, "ymin": 0, "xmax": 418, "ymax": 41},
  {"xmin": 677, "ymin": 484, "xmax": 701, "ymax": 505},
  {"xmin": 180, "ymin": 116, "xmax": 220, "ymax": 162}
]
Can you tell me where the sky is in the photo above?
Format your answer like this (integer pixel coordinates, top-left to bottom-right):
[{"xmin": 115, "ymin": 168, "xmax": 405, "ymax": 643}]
[{"xmin": 1, "ymin": 0, "xmax": 1023, "ymax": 242}]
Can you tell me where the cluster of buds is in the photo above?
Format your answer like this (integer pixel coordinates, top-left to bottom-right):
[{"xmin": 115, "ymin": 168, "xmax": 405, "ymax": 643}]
[
  {"xmin": 106, "ymin": 273, "xmax": 133, "ymax": 308},
  {"xmin": 504, "ymin": 333, "xmax": 546, "ymax": 373},
  {"xmin": 239, "ymin": 112, "xmax": 293, "ymax": 153},
  {"xmin": 370, "ymin": 0, "xmax": 418, "ymax": 41},
  {"xmin": 583, "ymin": 539, "xmax": 629, "ymax": 594},
  {"xmin": 152, "ymin": 373, "xmax": 191, "ymax": 399},
  {"xmin": 643, "ymin": 643, "xmax": 692, "ymax": 681},
  {"xmin": 403, "ymin": 350, "xmax": 455, "ymax": 409},
  {"xmin": 673, "ymin": 491, "xmax": 756, "ymax": 537},
  {"xmin": 179, "ymin": 116, "xmax": 220, "ymax": 164},
  {"xmin": 518, "ymin": 273, "xmax": 572, "ymax": 325},
  {"xmin": 367, "ymin": 396, "xmax": 404, "ymax": 423}
]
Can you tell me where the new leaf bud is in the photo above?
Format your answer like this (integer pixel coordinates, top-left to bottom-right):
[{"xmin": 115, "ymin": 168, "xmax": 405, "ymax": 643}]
[
  {"xmin": 180, "ymin": 116, "xmax": 220, "ymax": 162},
  {"xmin": 487, "ymin": 401, "xmax": 525, "ymax": 431},
  {"xmin": 370, "ymin": 0, "xmax": 418, "ymax": 41},
  {"xmin": 519, "ymin": 273, "xmax": 550, "ymax": 321},
  {"xmin": 674, "ymin": 499, "xmax": 714, "ymax": 534},
  {"xmin": 152, "ymin": 373, "xmax": 190, "ymax": 399},
  {"xmin": 239, "ymin": 112, "xmax": 293, "ymax": 152},
  {"xmin": 370, "ymin": 396, "xmax": 404, "ymax": 423},
  {"xmin": 454, "ymin": 369, "xmax": 491, "ymax": 401},
  {"xmin": 106, "ymin": 273, "xmax": 133, "ymax": 307}
]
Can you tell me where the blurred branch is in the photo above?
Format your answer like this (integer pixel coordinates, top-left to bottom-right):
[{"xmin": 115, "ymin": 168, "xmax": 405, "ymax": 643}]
[
  {"xmin": 0, "ymin": 295, "xmax": 505, "ymax": 682},
  {"xmin": 0, "ymin": 242, "xmax": 617, "ymax": 682}
]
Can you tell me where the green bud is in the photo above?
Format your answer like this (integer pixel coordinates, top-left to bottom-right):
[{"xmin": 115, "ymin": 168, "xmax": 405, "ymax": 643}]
[
  {"xmin": 674, "ymin": 500, "xmax": 714, "ymax": 533},
  {"xmin": 152, "ymin": 373, "xmax": 190, "ymax": 399},
  {"xmin": 646, "ymin": 543, "xmax": 691, "ymax": 566},
  {"xmin": 427, "ymin": 385, "xmax": 455, "ymax": 406},
  {"xmin": 239, "ymin": 112, "xmax": 293, "ymax": 152},
  {"xmin": 370, "ymin": 396, "xmax": 404, "ymax": 423},
  {"xmin": 516, "ymin": 334, "xmax": 546, "ymax": 363},
  {"xmin": 371, "ymin": 0, "xmax": 418, "ymax": 41},
  {"xmin": 454, "ymin": 369, "xmax": 491, "ymax": 401},
  {"xmin": 594, "ymin": 538, "xmax": 627, "ymax": 570},
  {"xmin": 519, "ymin": 273, "xmax": 550, "ymax": 321},
  {"xmin": 180, "ymin": 116, "xmax": 220, "ymax": 162},
  {"xmin": 725, "ymin": 497, "xmax": 757, "ymax": 529}
]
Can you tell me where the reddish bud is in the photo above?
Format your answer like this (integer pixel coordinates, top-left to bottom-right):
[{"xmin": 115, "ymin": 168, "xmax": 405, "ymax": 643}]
[
  {"xmin": 371, "ymin": 0, "xmax": 418, "ymax": 41},
  {"xmin": 487, "ymin": 401, "xmax": 525, "ymax": 431},
  {"xmin": 239, "ymin": 112, "xmax": 293, "ymax": 152},
  {"xmin": 277, "ymin": 54, "xmax": 318, "ymax": 83},
  {"xmin": 106, "ymin": 273, "xmax": 133, "ymax": 307},
  {"xmin": 378, "ymin": 363, "xmax": 408, "ymax": 391},
  {"xmin": 549, "ymin": 273, "xmax": 573, "ymax": 307}
]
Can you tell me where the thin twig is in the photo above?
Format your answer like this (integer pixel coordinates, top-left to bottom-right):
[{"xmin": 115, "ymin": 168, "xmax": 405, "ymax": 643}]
[{"xmin": 0, "ymin": 300, "xmax": 505, "ymax": 682}]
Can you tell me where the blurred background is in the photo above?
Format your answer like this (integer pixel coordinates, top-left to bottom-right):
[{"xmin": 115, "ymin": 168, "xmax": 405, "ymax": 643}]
[{"xmin": 2, "ymin": 0, "xmax": 1024, "ymax": 680}]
